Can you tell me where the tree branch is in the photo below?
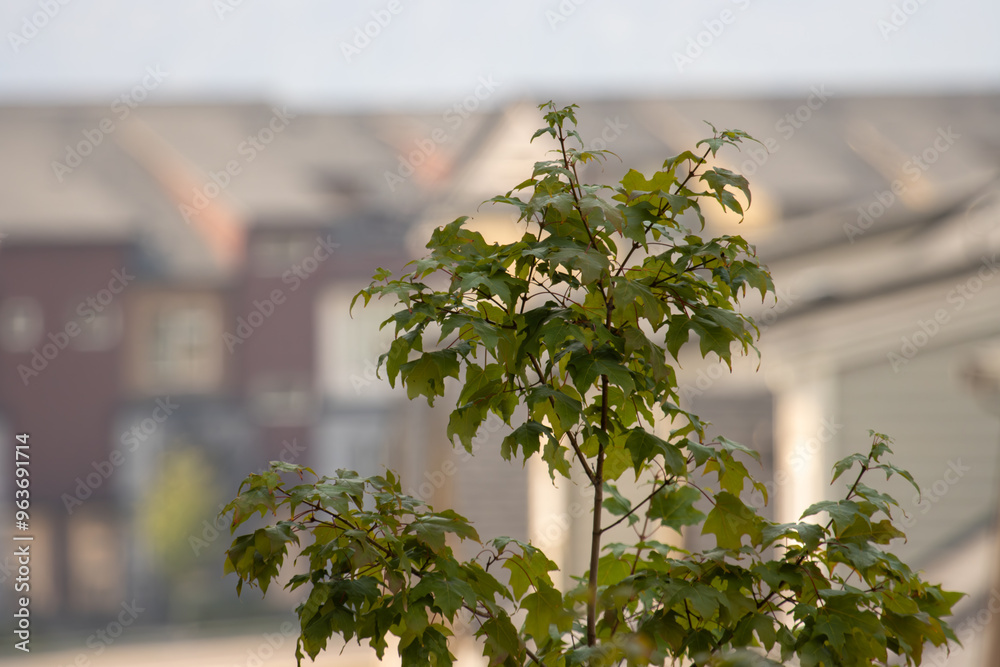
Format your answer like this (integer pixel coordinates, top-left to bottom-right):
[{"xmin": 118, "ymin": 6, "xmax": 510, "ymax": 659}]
[
  {"xmin": 601, "ymin": 477, "xmax": 674, "ymax": 534},
  {"xmin": 566, "ymin": 431, "xmax": 596, "ymax": 486}
]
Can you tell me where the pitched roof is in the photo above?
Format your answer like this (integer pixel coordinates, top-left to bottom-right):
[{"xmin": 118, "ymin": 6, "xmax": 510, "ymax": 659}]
[{"xmin": 2, "ymin": 94, "xmax": 998, "ymax": 293}]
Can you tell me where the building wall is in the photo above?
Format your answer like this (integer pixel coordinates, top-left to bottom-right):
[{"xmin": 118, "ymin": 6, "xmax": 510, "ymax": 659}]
[
  {"xmin": 838, "ymin": 341, "xmax": 1000, "ymax": 567},
  {"xmin": 0, "ymin": 243, "xmax": 131, "ymax": 617}
]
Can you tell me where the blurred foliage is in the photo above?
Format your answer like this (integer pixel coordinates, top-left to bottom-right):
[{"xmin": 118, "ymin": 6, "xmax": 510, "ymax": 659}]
[{"xmin": 142, "ymin": 442, "xmax": 215, "ymax": 573}]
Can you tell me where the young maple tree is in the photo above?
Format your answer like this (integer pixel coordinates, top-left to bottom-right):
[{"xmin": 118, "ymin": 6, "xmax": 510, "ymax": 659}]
[{"xmin": 223, "ymin": 103, "xmax": 961, "ymax": 666}]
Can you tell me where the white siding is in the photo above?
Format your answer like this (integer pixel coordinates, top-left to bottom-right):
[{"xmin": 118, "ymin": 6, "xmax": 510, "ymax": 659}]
[{"xmin": 838, "ymin": 343, "xmax": 1000, "ymax": 567}]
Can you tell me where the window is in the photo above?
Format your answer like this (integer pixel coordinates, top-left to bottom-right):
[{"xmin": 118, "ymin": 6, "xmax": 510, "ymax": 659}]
[
  {"xmin": 313, "ymin": 410, "xmax": 388, "ymax": 479},
  {"xmin": 0, "ymin": 297, "xmax": 42, "ymax": 352},
  {"xmin": 250, "ymin": 374, "xmax": 316, "ymax": 426},
  {"xmin": 252, "ymin": 234, "xmax": 316, "ymax": 278},
  {"xmin": 150, "ymin": 304, "xmax": 217, "ymax": 388},
  {"xmin": 317, "ymin": 285, "xmax": 398, "ymax": 403},
  {"xmin": 70, "ymin": 302, "xmax": 122, "ymax": 352},
  {"xmin": 128, "ymin": 293, "xmax": 225, "ymax": 394},
  {"xmin": 68, "ymin": 510, "xmax": 125, "ymax": 613}
]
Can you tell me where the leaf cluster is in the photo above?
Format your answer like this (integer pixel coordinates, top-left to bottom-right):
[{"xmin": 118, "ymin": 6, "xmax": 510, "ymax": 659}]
[{"xmin": 224, "ymin": 104, "xmax": 960, "ymax": 666}]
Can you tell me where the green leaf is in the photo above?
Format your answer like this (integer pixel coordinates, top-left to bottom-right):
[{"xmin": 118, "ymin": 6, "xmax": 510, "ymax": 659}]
[
  {"xmin": 447, "ymin": 404, "xmax": 485, "ymax": 452},
  {"xmin": 531, "ymin": 126, "xmax": 556, "ymax": 142},
  {"xmin": 664, "ymin": 580, "xmax": 725, "ymax": 619},
  {"xmin": 717, "ymin": 435, "xmax": 761, "ymax": 463},
  {"xmin": 648, "ymin": 484, "xmax": 705, "ymax": 530},
  {"xmin": 852, "ymin": 482, "xmax": 899, "ymax": 517},
  {"xmin": 611, "ymin": 278, "xmax": 662, "ymax": 323},
  {"xmin": 405, "ymin": 510, "xmax": 480, "ymax": 551},
  {"xmin": 596, "ymin": 553, "xmax": 631, "ymax": 587},
  {"xmin": 618, "ymin": 168, "xmax": 679, "ymax": 206},
  {"xmin": 728, "ymin": 261, "xmax": 772, "ymax": 300},
  {"xmin": 521, "ymin": 584, "xmax": 564, "ymax": 640},
  {"xmin": 800, "ymin": 500, "xmax": 863, "ymax": 532},
  {"xmin": 703, "ymin": 491, "xmax": 762, "ymax": 549},
  {"xmin": 831, "ymin": 453, "xmax": 866, "ymax": 484},
  {"xmin": 579, "ymin": 192, "xmax": 626, "ymax": 233},
  {"xmin": 795, "ymin": 522, "xmax": 825, "ymax": 551},
  {"xmin": 399, "ymin": 350, "xmax": 461, "ymax": 404},
  {"xmin": 882, "ymin": 589, "xmax": 920, "ymax": 615},
  {"xmin": 527, "ymin": 385, "xmax": 583, "ymax": 430},
  {"xmin": 411, "ymin": 574, "xmax": 476, "ymax": 619},
  {"xmin": 603, "ymin": 482, "xmax": 634, "ymax": 519},
  {"xmin": 877, "ymin": 462, "xmax": 920, "ymax": 494},
  {"xmin": 665, "ymin": 316, "xmax": 691, "ymax": 361},
  {"xmin": 839, "ymin": 517, "xmax": 904, "ymax": 544},
  {"xmin": 500, "ymin": 421, "xmax": 553, "ymax": 461},
  {"xmin": 704, "ymin": 452, "xmax": 751, "ymax": 495},
  {"xmin": 601, "ymin": 441, "xmax": 633, "ymax": 481},
  {"xmin": 814, "ymin": 614, "xmax": 851, "ymax": 654},
  {"xmin": 567, "ymin": 347, "xmax": 635, "ymax": 395},
  {"xmin": 502, "ymin": 544, "xmax": 558, "ymax": 603},
  {"xmin": 481, "ymin": 613, "xmax": 523, "ymax": 665},
  {"xmin": 751, "ymin": 613, "xmax": 777, "ymax": 652},
  {"xmin": 624, "ymin": 428, "xmax": 686, "ymax": 476},
  {"xmin": 549, "ymin": 246, "xmax": 610, "ymax": 283}
]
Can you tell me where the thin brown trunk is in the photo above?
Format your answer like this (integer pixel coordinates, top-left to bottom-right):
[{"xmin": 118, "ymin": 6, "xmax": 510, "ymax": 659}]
[{"xmin": 586, "ymin": 375, "xmax": 609, "ymax": 647}]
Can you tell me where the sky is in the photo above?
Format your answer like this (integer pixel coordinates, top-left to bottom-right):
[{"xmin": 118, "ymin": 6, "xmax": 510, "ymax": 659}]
[{"xmin": 0, "ymin": 0, "xmax": 998, "ymax": 110}]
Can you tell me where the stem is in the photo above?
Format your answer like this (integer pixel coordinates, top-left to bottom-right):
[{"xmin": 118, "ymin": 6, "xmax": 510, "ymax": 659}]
[
  {"xmin": 601, "ymin": 477, "xmax": 674, "ymax": 534},
  {"xmin": 519, "ymin": 261, "xmax": 536, "ymax": 314},
  {"xmin": 567, "ymin": 431, "xmax": 597, "ymax": 486},
  {"xmin": 647, "ymin": 258, "xmax": 714, "ymax": 289},
  {"xmin": 556, "ymin": 123, "xmax": 599, "ymax": 251},
  {"xmin": 587, "ymin": 288, "xmax": 615, "ymax": 647},
  {"xmin": 586, "ymin": 373, "xmax": 608, "ymax": 647}
]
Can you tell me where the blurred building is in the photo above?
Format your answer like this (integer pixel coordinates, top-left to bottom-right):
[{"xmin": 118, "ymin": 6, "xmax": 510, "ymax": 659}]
[
  {"xmin": 0, "ymin": 103, "xmax": 529, "ymax": 637},
  {"xmin": 0, "ymin": 95, "xmax": 998, "ymax": 664}
]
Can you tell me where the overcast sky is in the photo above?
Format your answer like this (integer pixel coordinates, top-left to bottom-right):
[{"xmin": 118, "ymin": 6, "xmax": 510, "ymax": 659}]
[{"xmin": 1, "ymin": 0, "xmax": 998, "ymax": 110}]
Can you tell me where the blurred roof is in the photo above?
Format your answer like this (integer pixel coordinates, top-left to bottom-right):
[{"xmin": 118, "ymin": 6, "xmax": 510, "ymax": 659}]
[
  {"xmin": 1, "ymin": 95, "xmax": 998, "ymax": 288},
  {"xmin": 0, "ymin": 103, "xmax": 497, "ymax": 279}
]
